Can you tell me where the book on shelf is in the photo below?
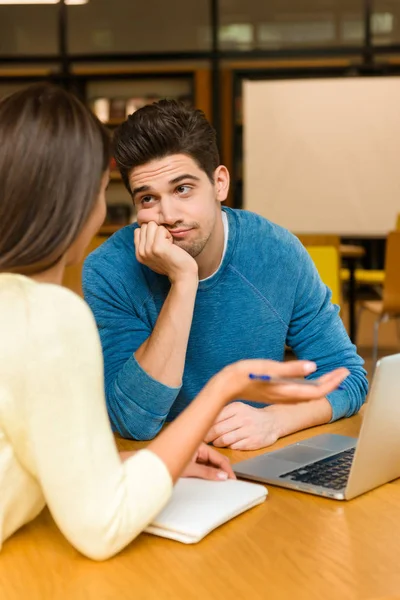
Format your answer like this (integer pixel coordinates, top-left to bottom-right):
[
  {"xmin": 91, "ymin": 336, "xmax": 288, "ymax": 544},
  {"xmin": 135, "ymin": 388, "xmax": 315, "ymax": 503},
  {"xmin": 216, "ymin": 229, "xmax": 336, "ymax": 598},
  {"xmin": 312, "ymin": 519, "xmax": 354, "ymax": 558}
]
[
  {"xmin": 125, "ymin": 97, "xmax": 146, "ymax": 116},
  {"xmin": 109, "ymin": 98, "xmax": 126, "ymax": 121},
  {"xmin": 92, "ymin": 98, "xmax": 110, "ymax": 123},
  {"xmin": 92, "ymin": 94, "xmax": 192, "ymax": 124},
  {"xmin": 106, "ymin": 204, "xmax": 131, "ymax": 224}
]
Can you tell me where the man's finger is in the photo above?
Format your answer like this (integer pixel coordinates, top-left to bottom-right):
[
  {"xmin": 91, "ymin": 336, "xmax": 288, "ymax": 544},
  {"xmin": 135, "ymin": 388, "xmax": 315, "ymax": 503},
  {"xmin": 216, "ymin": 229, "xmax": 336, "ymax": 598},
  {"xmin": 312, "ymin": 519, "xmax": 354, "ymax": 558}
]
[
  {"xmin": 134, "ymin": 228, "xmax": 141, "ymax": 261},
  {"xmin": 212, "ymin": 427, "xmax": 249, "ymax": 448},
  {"xmin": 144, "ymin": 221, "xmax": 158, "ymax": 254},
  {"xmin": 229, "ymin": 438, "xmax": 253, "ymax": 451},
  {"xmin": 138, "ymin": 223, "xmax": 147, "ymax": 256},
  {"xmin": 133, "ymin": 227, "xmax": 140, "ymax": 248},
  {"xmin": 210, "ymin": 402, "xmax": 242, "ymax": 428},
  {"xmin": 154, "ymin": 224, "xmax": 172, "ymax": 244},
  {"xmin": 204, "ymin": 416, "xmax": 240, "ymax": 444},
  {"xmin": 218, "ymin": 402, "xmax": 245, "ymax": 421},
  {"xmin": 203, "ymin": 426, "xmax": 219, "ymax": 444}
]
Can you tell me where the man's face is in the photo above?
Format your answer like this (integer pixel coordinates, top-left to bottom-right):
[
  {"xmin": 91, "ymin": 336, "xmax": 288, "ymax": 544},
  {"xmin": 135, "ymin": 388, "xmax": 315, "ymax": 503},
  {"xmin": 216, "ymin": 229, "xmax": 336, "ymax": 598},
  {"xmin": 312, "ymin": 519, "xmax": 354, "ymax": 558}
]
[{"xmin": 129, "ymin": 154, "xmax": 229, "ymax": 259}]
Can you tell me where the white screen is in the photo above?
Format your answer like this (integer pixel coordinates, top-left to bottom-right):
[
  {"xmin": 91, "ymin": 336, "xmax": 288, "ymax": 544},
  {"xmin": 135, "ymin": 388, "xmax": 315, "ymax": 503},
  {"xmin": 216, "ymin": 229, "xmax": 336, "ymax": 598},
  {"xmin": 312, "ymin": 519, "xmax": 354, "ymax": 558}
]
[{"xmin": 243, "ymin": 77, "xmax": 400, "ymax": 236}]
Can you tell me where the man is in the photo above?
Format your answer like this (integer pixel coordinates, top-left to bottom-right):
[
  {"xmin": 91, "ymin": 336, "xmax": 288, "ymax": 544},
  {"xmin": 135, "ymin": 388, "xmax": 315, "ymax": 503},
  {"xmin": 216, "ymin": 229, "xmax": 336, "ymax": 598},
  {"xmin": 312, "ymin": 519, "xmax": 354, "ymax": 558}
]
[{"xmin": 83, "ymin": 100, "xmax": 368, "ymax": 450}]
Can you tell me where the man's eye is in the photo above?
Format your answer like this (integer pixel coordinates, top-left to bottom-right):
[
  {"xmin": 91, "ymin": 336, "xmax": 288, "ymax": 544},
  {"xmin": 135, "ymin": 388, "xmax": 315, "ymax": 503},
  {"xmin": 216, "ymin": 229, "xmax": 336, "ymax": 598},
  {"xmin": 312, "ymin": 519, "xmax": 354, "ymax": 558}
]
[
  {"xmin": 177, "ymin": 185, "xmax": 191, "ymax": 194},
  {"xmin": 141, "ymin": 196, "xmax": 153, "ymax": 204}
]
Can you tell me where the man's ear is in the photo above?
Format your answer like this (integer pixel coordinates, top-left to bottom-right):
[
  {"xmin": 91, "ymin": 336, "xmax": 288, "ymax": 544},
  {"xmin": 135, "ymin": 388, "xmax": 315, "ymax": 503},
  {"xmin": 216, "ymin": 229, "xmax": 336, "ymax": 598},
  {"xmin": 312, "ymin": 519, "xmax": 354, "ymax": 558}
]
[{"xmin": 214, "ymin": 165, "xmax": 230, "ymax": 203}]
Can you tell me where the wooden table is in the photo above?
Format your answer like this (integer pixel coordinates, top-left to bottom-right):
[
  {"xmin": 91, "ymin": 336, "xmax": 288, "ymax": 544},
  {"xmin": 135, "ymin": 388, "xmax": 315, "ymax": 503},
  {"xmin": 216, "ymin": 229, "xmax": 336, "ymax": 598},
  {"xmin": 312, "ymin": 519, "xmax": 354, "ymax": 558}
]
[
  {"xmin": 340, "ymin": 244, "xmax": 366, "ymax": 343},
  {"xmin": 2, "ymin": 415, "xmax": 400, "ymax": 600}
]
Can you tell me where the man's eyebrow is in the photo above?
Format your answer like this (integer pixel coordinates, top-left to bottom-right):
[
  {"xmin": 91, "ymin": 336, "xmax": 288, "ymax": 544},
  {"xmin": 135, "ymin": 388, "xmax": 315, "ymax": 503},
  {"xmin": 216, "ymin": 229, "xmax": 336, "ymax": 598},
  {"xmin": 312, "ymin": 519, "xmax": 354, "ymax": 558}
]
[
  {"xmin": 132, "ymin": 184, "xmax": 151, "ymax": 199},
  {"xmin": 169, "ymin": 174, "xmax": 200, "ymax": 185},
  {"xmin": 131, "ymin": 174, "xmax": 200, "ymax": 198}
]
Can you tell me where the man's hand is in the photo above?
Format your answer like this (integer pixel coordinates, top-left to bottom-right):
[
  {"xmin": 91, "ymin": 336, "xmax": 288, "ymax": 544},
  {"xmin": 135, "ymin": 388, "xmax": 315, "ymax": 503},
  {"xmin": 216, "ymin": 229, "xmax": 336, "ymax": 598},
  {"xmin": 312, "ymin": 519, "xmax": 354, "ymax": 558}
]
[
  {"xmin": 181, "ymin": 442, "xmax": 236, "ymax": 480},
  {"xmin": 204, "ymin": 403, "xmax": 281, "ymax": 450},
  {"xmin": 134, "ymin": 222, "xmax": 198, "ymax": 284}
]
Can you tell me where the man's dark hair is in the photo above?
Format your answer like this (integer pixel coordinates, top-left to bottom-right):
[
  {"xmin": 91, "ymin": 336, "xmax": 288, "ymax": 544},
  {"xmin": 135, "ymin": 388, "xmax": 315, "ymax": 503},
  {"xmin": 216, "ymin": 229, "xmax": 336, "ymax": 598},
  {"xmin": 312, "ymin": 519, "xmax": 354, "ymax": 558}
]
[{"xmin": 113, "ymin": 99, "xmax": 220, "ymax": 192}]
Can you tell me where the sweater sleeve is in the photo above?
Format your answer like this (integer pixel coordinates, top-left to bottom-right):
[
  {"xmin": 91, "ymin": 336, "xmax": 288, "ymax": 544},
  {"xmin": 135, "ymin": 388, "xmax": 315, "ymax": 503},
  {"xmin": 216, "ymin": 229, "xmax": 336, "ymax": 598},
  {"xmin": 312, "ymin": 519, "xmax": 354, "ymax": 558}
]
[
  {"xmin": 25, "ymin": 285, "xmax": 172, "ymax": 561},
  {"xmin": 286, "ymin": 241, "xmax": 368, "ymax": 421},
  {"xmin": 83, "ymin": 253, "xmax": 181, "ymax": 440}
]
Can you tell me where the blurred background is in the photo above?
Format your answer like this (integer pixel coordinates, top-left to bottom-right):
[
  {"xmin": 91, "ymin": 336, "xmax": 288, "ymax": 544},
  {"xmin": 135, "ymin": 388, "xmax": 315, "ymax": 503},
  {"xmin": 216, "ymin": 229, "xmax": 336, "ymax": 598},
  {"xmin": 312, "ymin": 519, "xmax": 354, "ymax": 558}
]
[{"xmin": 2, "ymin": 0, "xmax": 400, "ymax": 371}]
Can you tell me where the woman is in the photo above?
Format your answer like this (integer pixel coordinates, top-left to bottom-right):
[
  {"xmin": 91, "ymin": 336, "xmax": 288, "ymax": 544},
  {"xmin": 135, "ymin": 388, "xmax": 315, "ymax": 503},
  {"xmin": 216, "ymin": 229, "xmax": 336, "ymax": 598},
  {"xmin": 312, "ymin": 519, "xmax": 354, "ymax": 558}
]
[{"xmin": 0, "ymin": 84, "xmax": 347, "ymax": 560}]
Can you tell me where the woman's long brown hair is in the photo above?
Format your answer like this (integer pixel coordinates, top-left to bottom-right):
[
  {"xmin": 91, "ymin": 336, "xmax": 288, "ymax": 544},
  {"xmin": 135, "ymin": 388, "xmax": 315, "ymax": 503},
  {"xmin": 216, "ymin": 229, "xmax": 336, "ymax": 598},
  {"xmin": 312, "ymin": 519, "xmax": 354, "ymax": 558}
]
[{"xmin": 0, "ymin": 83, "xmax": 110, "ymax": 274}]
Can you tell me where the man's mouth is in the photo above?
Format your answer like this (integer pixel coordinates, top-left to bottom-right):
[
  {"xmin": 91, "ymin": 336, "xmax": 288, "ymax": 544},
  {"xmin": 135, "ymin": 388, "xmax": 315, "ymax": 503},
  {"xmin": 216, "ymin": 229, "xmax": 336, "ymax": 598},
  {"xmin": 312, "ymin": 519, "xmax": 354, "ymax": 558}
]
[{"xmin": 169, "ymin": 228, "xmax": 193, "ymax": 238}]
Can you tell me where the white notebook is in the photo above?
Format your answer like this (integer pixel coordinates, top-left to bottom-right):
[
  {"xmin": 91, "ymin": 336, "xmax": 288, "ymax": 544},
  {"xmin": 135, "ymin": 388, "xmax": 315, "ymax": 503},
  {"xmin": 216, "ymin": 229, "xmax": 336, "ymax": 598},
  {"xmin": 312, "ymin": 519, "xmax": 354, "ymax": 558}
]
[{"xmin": 145, "ymin": 478, "xmax": 268, "ymax": 544}]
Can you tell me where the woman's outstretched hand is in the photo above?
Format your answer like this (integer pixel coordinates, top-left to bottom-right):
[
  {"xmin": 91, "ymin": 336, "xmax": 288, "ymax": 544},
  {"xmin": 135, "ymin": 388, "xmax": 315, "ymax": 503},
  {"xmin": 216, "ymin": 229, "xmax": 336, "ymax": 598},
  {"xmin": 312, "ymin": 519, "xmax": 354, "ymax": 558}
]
[{"xmin": 222, "ymin": 359, "xmax": 349, "ymax": 404}]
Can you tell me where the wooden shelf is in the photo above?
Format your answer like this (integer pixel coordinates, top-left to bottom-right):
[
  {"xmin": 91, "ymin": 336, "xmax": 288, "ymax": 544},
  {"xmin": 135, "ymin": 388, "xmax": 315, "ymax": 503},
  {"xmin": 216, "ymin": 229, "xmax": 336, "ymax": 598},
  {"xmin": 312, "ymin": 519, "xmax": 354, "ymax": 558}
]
[
  {"xmin": 109, "ymin": 171, "xmax": 122, "ymax": 181},
  {"xmin": 385, "ymin": 57, "xmax": 400, "ymax": 65},
  {"xmin": 222, "ymin": 57, "xmax": 357, "ymax": 70},
  {"xmin": 72, "ymin": 64, "xmax": 201, "ymax": 76},
  {"xmin": 0, "ymin": 68, "xmax": 55, "ymax": 78}
]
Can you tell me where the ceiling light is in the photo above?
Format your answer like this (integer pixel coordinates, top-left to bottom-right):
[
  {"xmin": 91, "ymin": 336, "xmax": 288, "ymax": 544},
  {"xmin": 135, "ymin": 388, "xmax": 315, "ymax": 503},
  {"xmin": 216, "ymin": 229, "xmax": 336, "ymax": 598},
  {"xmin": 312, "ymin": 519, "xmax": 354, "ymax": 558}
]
[{"xmin": 0, "ymin": 0, "xmax": 88, "ymax": 4}]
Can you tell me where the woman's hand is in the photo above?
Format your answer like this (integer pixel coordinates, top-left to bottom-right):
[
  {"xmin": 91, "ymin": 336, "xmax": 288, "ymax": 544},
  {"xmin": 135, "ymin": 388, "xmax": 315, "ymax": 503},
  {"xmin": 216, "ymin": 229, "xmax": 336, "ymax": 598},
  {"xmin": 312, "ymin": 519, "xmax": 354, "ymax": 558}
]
[
  {"xmin": 221, "ymin": 359, "xmax": 349, "ymax": 405},
  {"xmin": 145, "ymin": 359, "xmax": 348, "ymax": 484},
  {"xmin": 120, "ymin": 444, "xmax": 235, "ymax": 481},
  {"xmin": 181, "ymin": 442, "xmax": 236, "ymax": 481}
]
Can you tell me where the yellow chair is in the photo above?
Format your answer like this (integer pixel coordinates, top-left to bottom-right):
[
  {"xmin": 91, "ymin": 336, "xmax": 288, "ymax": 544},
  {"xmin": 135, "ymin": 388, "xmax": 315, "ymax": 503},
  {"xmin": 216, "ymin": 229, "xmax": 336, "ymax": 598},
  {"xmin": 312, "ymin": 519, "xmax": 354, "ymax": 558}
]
[
  {"xmin": 358, "ymin": 231, "xmax": 400, "ymax": 370},
  {"xmin": 340, "ymin": 268, "xmax": 385, "ymax": 286},
  {"xmin": 341, "ymin": 215, "xmax": 400, "ymax": 285},
  {"xmin": 305, "ymin": 246, "xmax": 341, "ymax": 305},
  {"xmin": 62, "ymin": 234, "xmax": 107, "ymax": 297},
  {"xmin": 341, "ymin": 213, "xmax": 400, "ymax": 285},
  {"xmin": 295, "ymin": 235, "xmax": 341, "ymax": 305}
]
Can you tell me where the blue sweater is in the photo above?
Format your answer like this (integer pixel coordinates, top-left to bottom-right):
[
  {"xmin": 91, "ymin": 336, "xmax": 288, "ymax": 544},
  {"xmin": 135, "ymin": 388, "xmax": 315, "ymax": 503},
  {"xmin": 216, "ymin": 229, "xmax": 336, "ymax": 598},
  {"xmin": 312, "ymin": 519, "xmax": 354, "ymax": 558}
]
[{"xmin": 83, "ymin": 208, "xmax": 368, "ymax": 440}]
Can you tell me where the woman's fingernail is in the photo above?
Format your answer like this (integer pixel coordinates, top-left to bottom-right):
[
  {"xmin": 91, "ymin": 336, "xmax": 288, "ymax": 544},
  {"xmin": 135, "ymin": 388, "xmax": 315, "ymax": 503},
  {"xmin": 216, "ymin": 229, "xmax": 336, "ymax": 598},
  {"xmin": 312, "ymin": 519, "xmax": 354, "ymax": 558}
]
[
  {"xmin": 217, "ymin": 471, "xmax": 228, "ymax": 480},
  {"xmin": 304, "ymin": 362, "xmax": 317, "ymax": 374}
]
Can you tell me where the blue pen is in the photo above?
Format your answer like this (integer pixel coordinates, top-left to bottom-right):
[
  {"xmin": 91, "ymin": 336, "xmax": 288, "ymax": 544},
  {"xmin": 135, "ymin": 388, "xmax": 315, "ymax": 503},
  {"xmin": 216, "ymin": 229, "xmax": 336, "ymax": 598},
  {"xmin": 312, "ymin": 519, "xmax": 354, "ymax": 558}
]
[{"xmin": 248, "ymin": 373, "xmax": 345, "ymax": 391}]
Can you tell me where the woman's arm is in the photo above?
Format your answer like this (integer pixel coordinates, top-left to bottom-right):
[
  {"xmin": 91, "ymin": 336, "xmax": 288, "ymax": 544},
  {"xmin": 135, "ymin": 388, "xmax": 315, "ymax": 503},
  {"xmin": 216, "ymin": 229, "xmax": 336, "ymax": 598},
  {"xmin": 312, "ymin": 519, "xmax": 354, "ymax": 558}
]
[
  {"xmin": 147, "ymin": 358, "xmax": 349, "ymax": 481},
  {"xmin": 26, "ymin": 285, "xmax": 173, "ymax": 560},
  {"xmin": 26, "ymin": 285, "xmax": 347, "ymax": 560}
]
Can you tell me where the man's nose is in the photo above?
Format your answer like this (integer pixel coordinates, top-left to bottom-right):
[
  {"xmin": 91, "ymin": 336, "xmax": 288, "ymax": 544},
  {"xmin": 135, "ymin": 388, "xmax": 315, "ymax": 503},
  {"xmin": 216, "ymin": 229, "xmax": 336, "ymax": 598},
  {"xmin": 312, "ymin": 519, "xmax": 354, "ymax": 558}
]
[{"xmin": 159, "ymin": 197, "xmax": 181, "ymax": 226}]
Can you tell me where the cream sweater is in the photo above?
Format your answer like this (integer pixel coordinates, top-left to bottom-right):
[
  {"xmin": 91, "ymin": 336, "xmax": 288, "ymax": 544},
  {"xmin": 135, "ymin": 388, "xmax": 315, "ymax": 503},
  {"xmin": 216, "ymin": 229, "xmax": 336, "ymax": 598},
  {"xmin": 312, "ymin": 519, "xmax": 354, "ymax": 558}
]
[{"xmin": 0, "ymin": 274, "xmax": 172, "ymax": 560}]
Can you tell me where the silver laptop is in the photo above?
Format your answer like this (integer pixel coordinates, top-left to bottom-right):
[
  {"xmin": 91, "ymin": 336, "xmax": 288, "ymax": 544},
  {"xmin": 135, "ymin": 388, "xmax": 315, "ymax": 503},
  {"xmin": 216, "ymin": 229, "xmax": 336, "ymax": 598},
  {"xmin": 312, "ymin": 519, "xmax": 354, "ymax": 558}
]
[{"xmin": 233, "ymin": 353, "xmax": 400, "ymax": 500}]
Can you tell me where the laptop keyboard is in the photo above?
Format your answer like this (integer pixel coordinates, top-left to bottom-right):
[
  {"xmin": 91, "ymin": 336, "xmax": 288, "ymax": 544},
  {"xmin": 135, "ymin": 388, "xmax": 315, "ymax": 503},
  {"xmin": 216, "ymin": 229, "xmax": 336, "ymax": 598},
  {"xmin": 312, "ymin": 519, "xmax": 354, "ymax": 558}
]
[{"xmin": 279, "ymin": 447, "xmax": 356, "ymax": 490}]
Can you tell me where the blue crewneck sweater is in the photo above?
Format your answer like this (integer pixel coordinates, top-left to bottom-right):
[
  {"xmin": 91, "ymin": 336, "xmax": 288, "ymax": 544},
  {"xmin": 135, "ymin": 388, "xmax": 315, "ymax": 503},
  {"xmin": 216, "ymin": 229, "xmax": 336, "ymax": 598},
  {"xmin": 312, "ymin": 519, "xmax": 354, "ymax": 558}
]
[{"xmin": 83, "ymin": 208, "xmax": 368, "ymax": 440}]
